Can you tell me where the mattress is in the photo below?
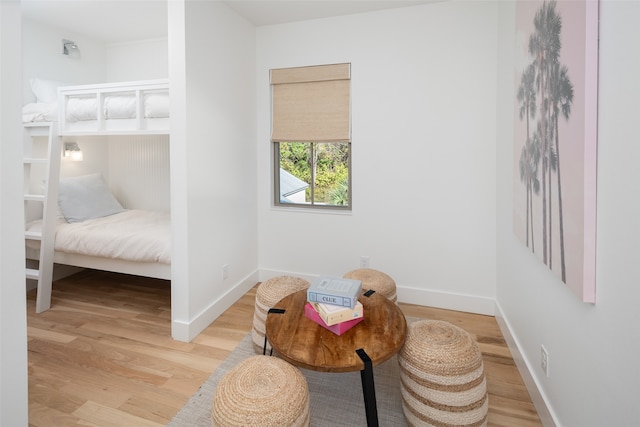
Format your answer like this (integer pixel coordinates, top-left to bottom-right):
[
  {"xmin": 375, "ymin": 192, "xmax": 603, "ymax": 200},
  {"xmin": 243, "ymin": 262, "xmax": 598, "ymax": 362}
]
[{"xmin": 26, "ymin": 209, "xmax": 171, "ymax": 264}]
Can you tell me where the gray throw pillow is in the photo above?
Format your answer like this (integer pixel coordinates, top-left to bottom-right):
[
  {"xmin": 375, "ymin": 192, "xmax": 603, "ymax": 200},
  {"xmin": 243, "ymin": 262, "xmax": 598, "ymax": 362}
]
[{"xmin": 58, "ymin": 173, "xmax": 124, "ymax": 223}]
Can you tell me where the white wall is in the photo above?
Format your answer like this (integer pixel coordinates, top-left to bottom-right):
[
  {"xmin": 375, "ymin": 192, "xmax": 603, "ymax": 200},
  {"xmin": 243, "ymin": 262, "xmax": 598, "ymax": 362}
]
[
  {"xmin": 22, "ymin": 18, "xmax": 111, "ymax": 188},
  {"xmin": 256, "ymin": 1, "xmax": 498, "ymax": 315},
  {"xmin": 169, "ymin": 1, "xmax": 258, "ymax": 340},
  {"xmin": 22, "ymin": 18, "xmax": 107, "ymax": 103},
  {"xmin": 496, "ymin": 1, "xmax": 640, "ymax": 425},
  {"xmin": 108, "ymin": 136, "xmax": 170, "ymax": 212},
  {"xmin": 106, "ymin": 38, "xmax": 168, "ymax": 82},
  {"xmin": 0, "ymin": 2, "xmax": 28, "ymax": 424},
  {"xmin": 105, "ymin": 37, "xmax": 170, "ymax": 212}
]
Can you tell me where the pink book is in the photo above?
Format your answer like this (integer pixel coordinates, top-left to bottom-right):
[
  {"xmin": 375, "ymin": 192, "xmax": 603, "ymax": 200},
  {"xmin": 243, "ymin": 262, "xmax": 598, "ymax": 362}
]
[{"xmin": 304, "ymin": 303, "xmax": 364, "ymax": 336}]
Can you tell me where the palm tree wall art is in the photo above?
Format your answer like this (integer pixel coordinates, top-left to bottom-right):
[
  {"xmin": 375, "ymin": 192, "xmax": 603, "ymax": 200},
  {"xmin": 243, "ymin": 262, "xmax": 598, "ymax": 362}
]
[{"xmin": 513, "ymin": 0, "xmax": 599, "ymax": 303}]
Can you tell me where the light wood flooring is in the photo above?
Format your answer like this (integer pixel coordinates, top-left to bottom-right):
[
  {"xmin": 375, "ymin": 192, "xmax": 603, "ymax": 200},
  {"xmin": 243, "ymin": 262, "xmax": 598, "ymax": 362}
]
[{"xmin": 27, "ymin": 270, "xmax": 542, "ymax": 426}]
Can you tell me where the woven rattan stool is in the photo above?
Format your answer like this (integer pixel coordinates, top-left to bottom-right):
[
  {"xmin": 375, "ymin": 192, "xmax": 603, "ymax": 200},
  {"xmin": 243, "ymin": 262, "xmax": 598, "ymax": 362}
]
[
  {"xmin": 252, "ymin": 276, "xmax": 310, "ymax": 353},
  {"xmin": 211, "ymin": 355, "xmax": 310, "ymax": 427},
  {"xmin": 398, "ymin": 320, "xmax": 488, "ymax": 427},
  {"xmin": 343, "ymin": 268, "xmax": 397, "ymax": 303}
]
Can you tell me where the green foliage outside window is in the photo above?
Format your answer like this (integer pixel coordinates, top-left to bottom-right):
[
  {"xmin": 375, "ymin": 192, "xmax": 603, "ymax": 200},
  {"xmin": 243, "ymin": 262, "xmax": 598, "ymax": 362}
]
[{"xmin": 279, "ymin": 142, "xmax": 350, "ymax": 207}]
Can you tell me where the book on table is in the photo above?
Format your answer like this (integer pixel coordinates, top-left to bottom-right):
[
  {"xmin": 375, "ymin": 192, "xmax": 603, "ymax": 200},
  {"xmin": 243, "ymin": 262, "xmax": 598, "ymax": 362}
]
[
  {"xmin": 310, "ymin": 300, "xmax": 363, "ymax": 326},
  {"xmin": 307, "ymin": 276, "xmax": 362, "ymax": 309},
  {"xmin": 304, "ymin": 303, "xmax": 364, "ymax": 336}
]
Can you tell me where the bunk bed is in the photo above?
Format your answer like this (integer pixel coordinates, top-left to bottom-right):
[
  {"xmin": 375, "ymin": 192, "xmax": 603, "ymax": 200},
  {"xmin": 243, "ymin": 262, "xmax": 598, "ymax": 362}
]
[
  {"xmin": 23, "ymin": 79, "xmax": 171, "ymax": 312},
  {"xmin": 23, "ymin": 78, "xmax": 170, "ymax": 135}
]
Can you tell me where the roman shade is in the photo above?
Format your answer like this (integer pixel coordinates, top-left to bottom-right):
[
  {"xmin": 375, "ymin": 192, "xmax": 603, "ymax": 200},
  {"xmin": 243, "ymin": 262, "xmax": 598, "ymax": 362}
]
[{"xmin": 270, "ymin": 63, "xmax": 351, "ymax": 143}]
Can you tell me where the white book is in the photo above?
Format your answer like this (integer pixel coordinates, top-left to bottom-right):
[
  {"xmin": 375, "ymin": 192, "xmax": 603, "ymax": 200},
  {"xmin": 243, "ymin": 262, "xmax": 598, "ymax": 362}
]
[
  {"xmin": 311, "ymin": 301, "xmax": 364, "ymax": 326},
  {"xmin": 307, "ymin": 276, "xmax": 362, "ymax": 309}
]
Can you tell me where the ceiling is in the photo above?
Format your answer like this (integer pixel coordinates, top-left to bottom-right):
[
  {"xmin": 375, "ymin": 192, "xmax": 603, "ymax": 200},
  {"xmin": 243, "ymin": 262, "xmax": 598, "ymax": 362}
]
[
  {"xmin": 21, "ymin": 0, "xmax": 169, "ymax": 44},
  {"xmin": 223, "ymin": 1, "xmax": 435, "ymax": 27},
  {"xmin": 21, "ymin": 0, "xmax": 436, "ymax": 44}
]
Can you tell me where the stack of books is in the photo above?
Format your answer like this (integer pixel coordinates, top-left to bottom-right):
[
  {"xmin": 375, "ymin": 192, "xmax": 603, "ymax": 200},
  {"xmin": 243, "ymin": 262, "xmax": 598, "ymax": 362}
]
[{"xmin": 305, "ymin": 276, "xmax": 364, "ymax": 335}]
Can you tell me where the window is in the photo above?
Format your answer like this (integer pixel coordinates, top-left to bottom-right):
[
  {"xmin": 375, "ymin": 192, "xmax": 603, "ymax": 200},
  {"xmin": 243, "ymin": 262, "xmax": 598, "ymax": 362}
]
[
  {"xmin": 275, "ymin": 141, "xmax": 350, "ymax": 207},
  {"xmin": 270, "ymin": 63, "xmax": 351, "ymax": 209}
]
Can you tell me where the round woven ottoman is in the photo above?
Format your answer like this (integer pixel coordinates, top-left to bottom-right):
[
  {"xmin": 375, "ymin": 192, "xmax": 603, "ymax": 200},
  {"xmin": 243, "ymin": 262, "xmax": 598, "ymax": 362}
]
[
  {"xmin": 398, "ymin": 320, "xmax": 488, "ymax": 427},
  {"xmin": 212, "ymin": 355, "xmax": 310, "ymax": 427},
  {"xmin": 343, "ymin": 268, "xmax": 397, "ymax": 303},
  {"xmin": 252, "ymin": 276, "xmax": 310, "ymax": 353}
]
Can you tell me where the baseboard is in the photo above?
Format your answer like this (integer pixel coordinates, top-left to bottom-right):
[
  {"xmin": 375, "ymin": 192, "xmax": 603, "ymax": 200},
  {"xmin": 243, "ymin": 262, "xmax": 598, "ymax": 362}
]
[
  {"xmin": 397, "ymin": 285, "xmax": 495, "ymax": 316},
  {"xmin": 494, "ymin": 301, "xmax": 558, "ymax": 427},
  {"xmin": 172, "ymin": 270, "xmax": 259, "ymax": 342},
  {"xmin": 259, "ymin": 268, "xmax": 495, "ymax": 316},
  {"xmin": 258, "ymin": 268, "xmax": 318, "ymax": 284}
]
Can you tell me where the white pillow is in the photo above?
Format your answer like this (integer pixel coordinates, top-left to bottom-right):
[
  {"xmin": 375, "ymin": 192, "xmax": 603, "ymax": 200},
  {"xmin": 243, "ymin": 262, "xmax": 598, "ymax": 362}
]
[
  {"xmin": 58, "ymin": 173, "xmax": 124, "ymax": 223},
  {"xmin": 30, "ymin": 78, "xmax": 67, "ymax": 104}
]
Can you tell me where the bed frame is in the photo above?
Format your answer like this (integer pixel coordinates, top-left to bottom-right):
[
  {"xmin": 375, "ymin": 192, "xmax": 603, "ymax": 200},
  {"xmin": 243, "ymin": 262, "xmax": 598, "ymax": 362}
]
[
  {"xmin": 53, "ymin": 252, "xmax": 171, "ymax": 280},
  {"xmin": 26, "ymin": 245, "xmax": 171, "ymax": 281},
  {"xmin": 26, "ymin": 79, "xmax": 172, "ymax": 298},
  {"xmin": 58, "ymin": 79, "xmax": 169, "ymax": 136}
]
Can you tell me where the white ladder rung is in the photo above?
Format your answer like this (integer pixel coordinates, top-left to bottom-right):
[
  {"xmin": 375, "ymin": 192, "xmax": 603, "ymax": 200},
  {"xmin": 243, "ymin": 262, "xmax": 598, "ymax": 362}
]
[
  {"xmin": 25, "ymin": 230, "xmax": 42, "ymax": 240},
  {"xmin": 23, "ymin": 122, "xmax": 52, "ymax": 128},
  {"xmin": 24, "ymin": 157, "xmax": 48, "ymax": 164},
  {"xmin": 23, "ymin": 122, "xmax": 53, "ymax": 137},
  {"xmin": 26, "ymin": 268, "xmax": 39, "ymax": 280},
  {"xmin": 24, "ymin": 194, "xmax": 45, "ymax": 202}
]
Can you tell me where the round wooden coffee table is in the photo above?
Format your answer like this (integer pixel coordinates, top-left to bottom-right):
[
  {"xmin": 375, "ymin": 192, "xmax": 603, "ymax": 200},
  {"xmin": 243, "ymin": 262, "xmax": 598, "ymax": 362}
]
[{"xmin": 265, "ymin": 289, "xmax": 406, "ymax": 427}]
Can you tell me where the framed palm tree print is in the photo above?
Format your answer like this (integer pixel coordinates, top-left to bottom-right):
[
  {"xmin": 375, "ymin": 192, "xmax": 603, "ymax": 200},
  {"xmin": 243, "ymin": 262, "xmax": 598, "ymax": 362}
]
[{"xmin": 513, "ymin": 0, "xmax": 599, "ymax": 303}]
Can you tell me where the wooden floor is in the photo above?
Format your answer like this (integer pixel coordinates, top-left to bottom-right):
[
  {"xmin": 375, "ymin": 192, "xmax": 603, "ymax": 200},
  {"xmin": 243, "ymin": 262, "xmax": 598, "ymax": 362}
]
[{"xmin": 26, "ymin": 270, "xmax": 542, "ymax": 427}]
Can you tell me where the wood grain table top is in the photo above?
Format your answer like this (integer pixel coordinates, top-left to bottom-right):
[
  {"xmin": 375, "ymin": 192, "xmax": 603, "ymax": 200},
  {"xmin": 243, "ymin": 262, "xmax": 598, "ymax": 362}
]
[{"xmin": 265, "ymin": 289, "xmax": 407, "ymax": 373}]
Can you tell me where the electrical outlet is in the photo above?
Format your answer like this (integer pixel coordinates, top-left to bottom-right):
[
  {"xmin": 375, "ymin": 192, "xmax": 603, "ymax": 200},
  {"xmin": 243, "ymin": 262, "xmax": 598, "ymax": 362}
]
[
  {"xmin": 541, "ymin": 345, "xmax": 549, "ymax": 377},
  {"xmin": 360, "ymin": 256, "xmax": 370, "ymax": 268},
  {"xmin": 222, "ymin": 264, "xmax": 229, "ymax": 280}
]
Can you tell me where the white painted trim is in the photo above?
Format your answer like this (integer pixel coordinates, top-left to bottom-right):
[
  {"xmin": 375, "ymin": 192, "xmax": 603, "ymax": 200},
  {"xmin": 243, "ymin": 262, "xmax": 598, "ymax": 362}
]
[
  {"xmin": 259, "ymin": 268, "xmax": 318, "ymax": 284},
  {"xmin": 259, "ymin": 269, "xmax": 495, "ymax": 316},
  {"xmin": 397, "ymin": 285, "xmax": 495, "ymax": 316},
  {"xmin": 494, "ymin": 301, "xmax": 558, "ymax": 427},
  {"xmin": 171, "ymin": 318, "xmax": 191, "ymax": 342},
  {"xmin": 171, "ymin": 270, "xmax": 259, "ymax": 342}
]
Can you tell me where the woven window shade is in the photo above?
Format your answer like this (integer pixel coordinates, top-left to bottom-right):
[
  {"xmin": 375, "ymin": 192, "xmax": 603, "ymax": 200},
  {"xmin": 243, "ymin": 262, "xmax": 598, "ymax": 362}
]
[{"xmin": 271, "ymin": 63, "xmax": 351, "ymax": 142}]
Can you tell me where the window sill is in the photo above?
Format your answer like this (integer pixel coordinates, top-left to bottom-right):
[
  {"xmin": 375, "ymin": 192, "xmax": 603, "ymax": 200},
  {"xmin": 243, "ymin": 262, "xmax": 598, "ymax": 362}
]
[{"xmin": 270, "ymin": 205, "xmax": 352, "ymax": 216}]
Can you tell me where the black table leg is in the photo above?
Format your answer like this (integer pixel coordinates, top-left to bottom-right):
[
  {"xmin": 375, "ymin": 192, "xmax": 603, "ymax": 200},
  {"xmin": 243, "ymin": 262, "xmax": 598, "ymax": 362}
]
[
  {"xmin": 356, "ymin": 348, "xmax": 379, "ymax": 427},
  {"xmin": 264, "ymin": 308, "xmax": 286, "ymax": 355}
]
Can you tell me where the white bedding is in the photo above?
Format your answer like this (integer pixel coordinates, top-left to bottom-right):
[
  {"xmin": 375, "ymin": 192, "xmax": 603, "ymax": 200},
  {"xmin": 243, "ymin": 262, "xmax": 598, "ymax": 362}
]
[
  {"xmin": 23, "ymin": 93, "xmax": 170, "ymax": 123},
  {"xmin": 65, "ymin": 96, "xmax": 98, "ymax": 122},
  {"xmin": 22, "ymin": 102, "xmax": 58, "ymax": 123},
  {"xmin": 26, "ymin": 209, "xmax": 171, "ymax": 264}
]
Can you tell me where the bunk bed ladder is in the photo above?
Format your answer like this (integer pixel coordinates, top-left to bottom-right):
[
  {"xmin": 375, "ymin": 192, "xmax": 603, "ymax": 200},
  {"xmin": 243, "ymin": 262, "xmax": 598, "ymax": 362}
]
[{"xmin": 23, "ymin": 122, "xmax": 62, "ymax": 313}]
